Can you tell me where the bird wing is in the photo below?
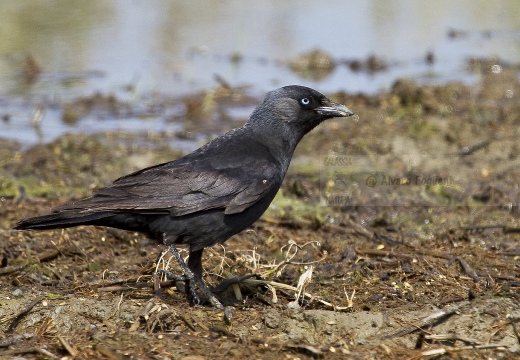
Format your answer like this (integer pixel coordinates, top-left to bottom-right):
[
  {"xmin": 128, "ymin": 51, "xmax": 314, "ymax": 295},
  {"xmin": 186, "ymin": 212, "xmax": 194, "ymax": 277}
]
[{"xmin": 54, "ymin": 163, "xmax": 277, "ymax": 217}]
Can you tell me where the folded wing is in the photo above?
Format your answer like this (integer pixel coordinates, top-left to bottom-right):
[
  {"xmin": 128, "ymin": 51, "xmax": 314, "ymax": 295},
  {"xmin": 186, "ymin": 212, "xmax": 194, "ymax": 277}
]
[{"xmin": 54, "ymin": 163, "xmax": 277, "ymax": 217}]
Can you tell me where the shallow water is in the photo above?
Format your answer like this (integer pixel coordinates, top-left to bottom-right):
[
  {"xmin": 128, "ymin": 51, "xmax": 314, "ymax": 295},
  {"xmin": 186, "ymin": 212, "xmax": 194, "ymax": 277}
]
[{"xmin": 0, "ymin": 0, "xmax": 519, "ymax": 147}]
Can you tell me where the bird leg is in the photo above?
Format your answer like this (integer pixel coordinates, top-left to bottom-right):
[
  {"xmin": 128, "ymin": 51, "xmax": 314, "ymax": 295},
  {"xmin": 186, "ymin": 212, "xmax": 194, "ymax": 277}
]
[
  {"xmin": 160, "ymin": 234, "xmax": 223, "ymax": 309},
  {"xmin": 160, "ymin": 244, "xmax": 201, "ymax": 305}
]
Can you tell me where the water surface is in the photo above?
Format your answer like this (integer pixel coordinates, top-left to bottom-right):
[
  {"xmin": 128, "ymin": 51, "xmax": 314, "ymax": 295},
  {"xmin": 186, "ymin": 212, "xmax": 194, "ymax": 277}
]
[{"xmin": 0, "ymin": 0, "xmax": 519, "ymax": 146}]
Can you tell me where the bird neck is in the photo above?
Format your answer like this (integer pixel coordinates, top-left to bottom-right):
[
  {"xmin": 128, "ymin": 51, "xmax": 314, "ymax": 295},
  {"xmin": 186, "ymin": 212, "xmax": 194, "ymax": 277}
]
[{"xmin": 245, "ymin": 122, "xmax": 297, "ymax": 173}]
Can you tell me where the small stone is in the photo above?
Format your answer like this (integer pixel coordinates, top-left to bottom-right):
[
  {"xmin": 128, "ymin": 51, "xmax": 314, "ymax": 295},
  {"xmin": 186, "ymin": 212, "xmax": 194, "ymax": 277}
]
[
  {"xmin": 263, "ymin": 309, "xmax": 281, "ymax": 329},
  {"xmin": 11, "ymin": 289, "xmax": 23, "ymax": 298}
]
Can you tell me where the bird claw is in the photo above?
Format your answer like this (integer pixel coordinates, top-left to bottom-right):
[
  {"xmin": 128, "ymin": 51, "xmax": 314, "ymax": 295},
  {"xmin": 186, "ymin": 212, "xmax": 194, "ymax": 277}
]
[
  {"xmin": 157, "ymin": 269, "xmax": 184, "ymax": 282},
  {"xmin": 213, "ymin": 273, "xmax": 259, "ymax": 293},
  {"xmin": 158, "ymin": 270, "xmax": 202, "ymax": 306}
]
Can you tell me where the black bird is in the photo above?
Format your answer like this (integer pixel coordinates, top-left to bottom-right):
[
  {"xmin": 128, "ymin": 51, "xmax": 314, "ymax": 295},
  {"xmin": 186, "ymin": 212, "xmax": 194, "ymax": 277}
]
[{"xmin": 14, "ymin": 85, "xmax": 354, "ymax": 307}]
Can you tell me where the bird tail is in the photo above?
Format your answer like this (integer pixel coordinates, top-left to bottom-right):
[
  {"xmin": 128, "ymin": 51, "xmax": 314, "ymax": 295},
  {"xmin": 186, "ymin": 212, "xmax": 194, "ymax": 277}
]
[{"xmin": 14, "ymin": 212, "xmax": 112, "ymax": 231}]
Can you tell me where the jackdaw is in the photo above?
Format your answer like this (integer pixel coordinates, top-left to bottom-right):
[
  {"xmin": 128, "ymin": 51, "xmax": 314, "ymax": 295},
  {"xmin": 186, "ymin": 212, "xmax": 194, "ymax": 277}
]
[{"xmin": 15, "ymin": 85, "xmax": 354, "ymax": 307}]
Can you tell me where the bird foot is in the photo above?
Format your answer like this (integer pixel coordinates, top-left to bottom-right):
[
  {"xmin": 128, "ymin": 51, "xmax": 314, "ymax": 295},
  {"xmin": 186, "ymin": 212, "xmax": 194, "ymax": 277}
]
[
  {"xmin": 160, "ymin": 239, "xmax": 223, "ymax": 309},
  {"xmin": 158, "ymin": 269, "xmax": 204, "ymax": 306},
  {"xmin": 213, "ymin": 274, "xmax": 259, "ymax": 293}
]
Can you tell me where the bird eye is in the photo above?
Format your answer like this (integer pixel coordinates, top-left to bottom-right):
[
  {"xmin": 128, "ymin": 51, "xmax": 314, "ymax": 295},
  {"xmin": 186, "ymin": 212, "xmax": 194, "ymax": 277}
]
[{"xmin": 301, "ymin": 98, "xmax": 310, "ymax": 106}]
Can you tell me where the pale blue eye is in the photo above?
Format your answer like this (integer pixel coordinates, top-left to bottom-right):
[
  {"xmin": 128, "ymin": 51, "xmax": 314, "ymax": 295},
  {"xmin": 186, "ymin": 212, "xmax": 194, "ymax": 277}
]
[{"xmin": 301, "ymin": 98, "xmax": 310, "ymax": 105}]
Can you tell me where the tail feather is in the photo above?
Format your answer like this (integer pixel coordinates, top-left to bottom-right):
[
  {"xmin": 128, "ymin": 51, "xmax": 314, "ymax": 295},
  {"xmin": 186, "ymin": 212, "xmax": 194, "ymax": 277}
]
[{"xmin": 14, "ymin": 212, "xmax": 114, "ymax": 231}]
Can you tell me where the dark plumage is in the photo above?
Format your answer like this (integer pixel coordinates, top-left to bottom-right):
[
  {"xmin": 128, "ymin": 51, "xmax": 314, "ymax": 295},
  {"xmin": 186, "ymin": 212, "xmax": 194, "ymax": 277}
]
[{"xmin": 15, "ymin": 85, "xmax": 354, "ymax": 306}]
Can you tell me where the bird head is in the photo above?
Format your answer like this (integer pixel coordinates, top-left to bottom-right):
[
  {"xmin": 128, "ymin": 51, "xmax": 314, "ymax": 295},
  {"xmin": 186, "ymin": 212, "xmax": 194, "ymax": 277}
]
[{"xmin": 249, "ymin": 85, "xmax": 354, "ymax": 145}]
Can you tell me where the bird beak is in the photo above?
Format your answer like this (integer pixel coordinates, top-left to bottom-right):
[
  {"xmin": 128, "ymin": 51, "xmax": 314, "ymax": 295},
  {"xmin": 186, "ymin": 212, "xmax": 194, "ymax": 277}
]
[{"xmin": 315, "ymin": 100, "xmax": 354, "ymax": 118}]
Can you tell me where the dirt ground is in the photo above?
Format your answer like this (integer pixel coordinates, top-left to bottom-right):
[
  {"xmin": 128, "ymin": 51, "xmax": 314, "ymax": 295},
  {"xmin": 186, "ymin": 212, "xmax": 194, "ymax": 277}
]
[{"xmin": 1, "ymin": 67, "xmax": 520, "ymax": 359}]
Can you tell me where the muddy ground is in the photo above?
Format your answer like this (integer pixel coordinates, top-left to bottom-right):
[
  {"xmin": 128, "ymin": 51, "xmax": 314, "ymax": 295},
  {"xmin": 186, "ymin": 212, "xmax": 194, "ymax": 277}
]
[{"xmin": 1, "ymin": 68, "xmax": 520, "ymax": 359}]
